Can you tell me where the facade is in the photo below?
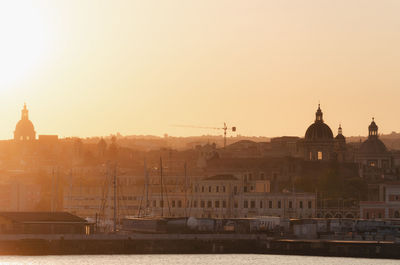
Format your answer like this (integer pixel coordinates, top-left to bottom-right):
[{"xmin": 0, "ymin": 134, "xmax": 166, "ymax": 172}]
[
  {"xmin": 359, "ymin": 183, "xmax": 400, "ymax": 219},
  {"xmin": 149, "ymin": 174, "xmax": 315, "ymax": 219}
]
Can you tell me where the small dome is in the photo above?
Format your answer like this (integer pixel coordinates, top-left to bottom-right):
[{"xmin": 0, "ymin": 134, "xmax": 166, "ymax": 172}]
[
  {"xmin": 305, "ymin": 123, "xmax": 334, "ymax": 140},
  {"xmin": 359, "ymin": 138, "xmax": 387, "ymax": 155},
  {"xmin": 335, "ymin": 124, "xmax": 345, "ymax": 141},
  {"xmin": 335, "ymin": 134, "xmax": 345, "ymax": 140}
]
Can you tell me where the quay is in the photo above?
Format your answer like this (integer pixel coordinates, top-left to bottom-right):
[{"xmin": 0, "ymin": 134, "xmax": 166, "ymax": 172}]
[{"xmin": 0, "ymin": 234, "xmax": 399, "ymax": 259}]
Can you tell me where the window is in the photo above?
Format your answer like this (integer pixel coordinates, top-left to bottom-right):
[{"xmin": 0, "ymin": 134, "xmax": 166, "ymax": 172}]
[
  {"xmin": 308, "ymin": 201, "xmax": 312, "ymax": 209},
  {"xmin": 289, "ymin": 201, "xmax": 292, "ymax": 209},
  {"xmin": 259, "ymin": 201, "xmax": 263, "ymax": 209},
  {"xmin": 177, "ymin": 200, "xmax": 182, "ymax": 208},
  {"xmin": 207, "ymin": 201, "xmax": 212, "ymax": 208},
  {"xmin": 160, "ymin": 200, "xmax": 164, "ymax": 207},
  {"xmin": 234, "ymin": 186, "xmax": 238, "ymax": 194},
  {"xmin": 269, "ymin": 201, "xmax": 273, "ymax": 208},
  {"xmin": 153, "ymin": 201, "xmax": 156, "ymax": 207},
  {"xmin": 317, "ymin": 151, "xmax": 323, "ymax": 160},
  {"xmin": 222, "ymin": 201, "xmax": 226, "ymax": 208},
  {"xmin": 216, "ymin": 186, "xmax": 219, "ymax": 193},
  {"xmin": 172, "ymin": 200, "xmax": 176, "ymax": 208},
  {"xmin": 201, "ymin": 186, "xmax": 204, "ymax": 192},
  {"xmin": 299, "ymin": 201, "xmax": 303, "ymax": 209},
  {"xmin": 222, "ymin": 186, "xmax": 226, "ymax": 192},
  {"xmin": 244, "ymin": 201, "xmax": 248, "ymax": 208},
  {"xmin": 194, "ymin": 200, "xmax": 198, "ymax": 208},
  {"xmin": 215, "ymin": 201, "xmax": 220, "ymax": 208},
  {"xmin": 278, "ymin": 201, "xmax": 281, "ymax": 209},
  {"xmin": 209, "ymin": 186, "xmax": 212, "ymax": 192},
  {"xmin": 201, "ymin": 201, "xmax": 205, "ymax": 208},
  {"xmin": 244, "ymin": 186, "xmax": 248, "ymax": 192},
  {"xmin": 234, "ymin": 201, "xmax": 238, "ymax": 208},
  {"xmin": 250, "ymin": 201, "xmax": 255, "ymax": 208}
]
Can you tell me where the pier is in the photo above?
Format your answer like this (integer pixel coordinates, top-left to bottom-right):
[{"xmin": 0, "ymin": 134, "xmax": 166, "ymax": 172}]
[{"xmin": 0, "ymin": 234, "xmax": 399, "ymax": 259}]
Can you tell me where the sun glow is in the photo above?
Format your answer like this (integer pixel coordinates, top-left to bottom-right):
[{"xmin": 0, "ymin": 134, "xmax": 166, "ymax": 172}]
[{"xmin": 0, "ymin": 2, "xmax": 50, "ymax": 91}]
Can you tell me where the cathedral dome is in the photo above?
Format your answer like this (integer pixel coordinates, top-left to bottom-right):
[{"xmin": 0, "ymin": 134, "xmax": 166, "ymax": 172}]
[
  {"xmin": 359, "ymin": 138, "xmax": 387, "ymax": 154},
  {"xmin": 15, "ymin": 119, "xmax": 35, "ymax": 133},
  {"xmin": 14, "ymin": 104, "xmax": 36, "ymax": 141},
  {"xmin": 359, "ymin": 118, "xmax": 387, "ymax": 155},
  {"xmin": 305, "ymin": 105, "xmax": 333, "ymax": 141}
]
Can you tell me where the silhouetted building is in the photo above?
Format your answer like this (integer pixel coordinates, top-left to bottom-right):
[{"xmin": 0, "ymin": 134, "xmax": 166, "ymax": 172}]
[
  {"xmin": 298, "ymin": 105, "xmax": 334, "ymax": 161},
  {"xmin": 356, "ymin": 119, "xmax": 395, "ymax": 180},
  {"xmin": 14, "ymin": 103, "xmax": 36, "ymax": 141}
]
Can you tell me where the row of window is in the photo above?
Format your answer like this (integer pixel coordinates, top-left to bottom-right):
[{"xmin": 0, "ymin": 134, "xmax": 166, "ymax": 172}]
[
  {"xmin": 195, "ymin": 185, "xmax": 259, "ymax": 193},
  {"xmin": 152, "ymin": 199, "xmax": 313, "ymax": 210}
]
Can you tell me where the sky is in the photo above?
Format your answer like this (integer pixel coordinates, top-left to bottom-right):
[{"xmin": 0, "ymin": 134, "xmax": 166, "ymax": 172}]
[{"xmin": 0, "ymin": 0, "xmax": 399, "ymax": 140}]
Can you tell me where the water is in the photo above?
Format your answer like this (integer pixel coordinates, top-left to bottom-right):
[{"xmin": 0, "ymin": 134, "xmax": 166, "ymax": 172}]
[{"xmin": 0, "ymin": 255, "xmax": 397, "ymax": 265}]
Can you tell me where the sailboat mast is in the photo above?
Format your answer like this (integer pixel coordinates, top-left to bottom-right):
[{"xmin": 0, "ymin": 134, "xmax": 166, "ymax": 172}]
[
  {"xmin": 184, "ymin": 162, "xmax": 187, "ymax": 217},
  {"xmin": 113, "ymin": 163, "xmax": 117, "ymax": 232},
  {"xmin": 160, "ymin": 157, "xmax": 164, "ymax": 217}
]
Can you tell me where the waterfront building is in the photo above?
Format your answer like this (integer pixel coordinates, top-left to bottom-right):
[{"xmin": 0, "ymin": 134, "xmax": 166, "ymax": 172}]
[
  {"xmin": 359, "ymin": 183, "xmax": 400, "ymax": 219},
  {"xmin": 0, "ymin": 212, "xmax": 91, "ymax": 234}
]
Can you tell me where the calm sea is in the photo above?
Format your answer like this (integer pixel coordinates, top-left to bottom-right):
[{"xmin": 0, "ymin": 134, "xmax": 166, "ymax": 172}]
[{"xmin": 0, "ymin": 255, "xmax": 398, "ymax": 265}]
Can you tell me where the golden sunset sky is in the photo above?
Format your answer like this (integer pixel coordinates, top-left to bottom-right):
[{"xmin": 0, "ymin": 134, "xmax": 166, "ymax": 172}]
[{"xmin": 0, "ymin": 1, "xmax": 399, "ymax": 139}]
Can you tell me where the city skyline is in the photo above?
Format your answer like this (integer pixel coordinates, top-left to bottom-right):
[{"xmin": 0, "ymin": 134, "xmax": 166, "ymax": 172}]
[{"xmin": 1, "ymin": 1, "xmax": 400, "ymax": 139}]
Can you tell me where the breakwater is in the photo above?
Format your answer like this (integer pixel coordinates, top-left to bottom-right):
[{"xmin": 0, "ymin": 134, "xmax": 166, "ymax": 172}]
[{"xmin": 0, "ymin": 234, "xmax": 399, "ymax": 259}]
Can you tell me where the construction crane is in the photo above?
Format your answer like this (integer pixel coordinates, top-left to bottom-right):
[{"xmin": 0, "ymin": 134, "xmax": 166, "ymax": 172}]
[{"xmin": 173, "ymin": 122, "xmax": 236, "ymax": 148}]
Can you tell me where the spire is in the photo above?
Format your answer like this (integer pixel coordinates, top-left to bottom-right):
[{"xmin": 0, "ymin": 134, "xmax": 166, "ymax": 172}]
[
  {"xmin": 315, "ymin": 104, "xmax": 323, "ymax": 122},
  {"xmin": 21, "ymin": 103, "xmax": 29, "ymax": 120}
]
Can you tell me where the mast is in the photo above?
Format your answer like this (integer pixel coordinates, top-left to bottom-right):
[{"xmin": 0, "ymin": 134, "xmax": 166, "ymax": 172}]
[
  {"xmin": 144, "ymin": 158, "xmax": 149, "ymax": 213},
  {"xmin": 113, "ymin": 163, "xmax": 117, "ymax": 233},
  {"xmin": 160, "ymin": 157, "xmax": 163, "ymax": 217},
  {"xmin": 184, "ymin": 162, "xmax": 187, "ymax": 217}
]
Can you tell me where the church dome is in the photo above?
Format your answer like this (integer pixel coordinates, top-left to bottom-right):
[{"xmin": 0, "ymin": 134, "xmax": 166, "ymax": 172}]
[
  {"xmin": 335, "ymin": 124, "xmax": 345, "ymax": 141},
  {"xmin": 14, "ymin": 104, "xmax": 36, "ymax": 141},
  {"xmin": 359, "ymin": 118, "xmax": 387, "ymax": 155},
  {"xmin": 15, "ymin": 119, "xmax": 35, "ymax": 133},
  {"xmin": 359, "ymin": 138, "xmax": 387, "ymax": 154},
  {"xmin": 305, "ymin": 105, "xmax": 333, "ymax": 141}
]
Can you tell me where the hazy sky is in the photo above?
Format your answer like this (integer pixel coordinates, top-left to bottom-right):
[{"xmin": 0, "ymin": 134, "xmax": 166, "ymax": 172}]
[{"xmin": 0, "ymin": 0, "xmax": 399, "ymax": 139}]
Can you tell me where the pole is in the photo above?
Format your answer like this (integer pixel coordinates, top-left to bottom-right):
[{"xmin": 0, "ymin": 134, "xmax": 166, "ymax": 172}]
[
  {"xmin": 160, "ymin": 157, "xmax": 163, "ymax": 217},
  {"xmin": 113, "ymin": 163, "xmax": 117, "ymax": 233},
  {"xmin": 184, "ymin": 162, "xmax": 187, "ymax": 217},
  {"xmin": 144, "ymin": 158, "xmax": 149, "ymax": 212}
]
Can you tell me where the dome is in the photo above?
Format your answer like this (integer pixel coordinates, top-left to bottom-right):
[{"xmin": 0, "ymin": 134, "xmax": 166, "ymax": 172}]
[
  {"xmin": 359, "ymin": 138, "xmax": 387, "ymax": 155},
  {"xmin": 15, "ymin": 119, "xmax": 35, "ymax": 132},
  {"xmin": 305, "ymin": 122, "xmax": 334, "ymax": 140},
  {"xmin": 305, "ymin": 104, "xmax": 334, "ymax": 140},
  {"xmin": 14, "ymin": 104, "xmax": 36, "ymax": 141},
  {"xmin": 335, "ymin": 133, "xmax": 345, "ymax": 140},
  {"xmin": 359, "ymin": 118, "xmax": 387, "ymax": 155},
  {"xmin": 335, "ymin": 124, "xmax": 345, "ymax": 141}
]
